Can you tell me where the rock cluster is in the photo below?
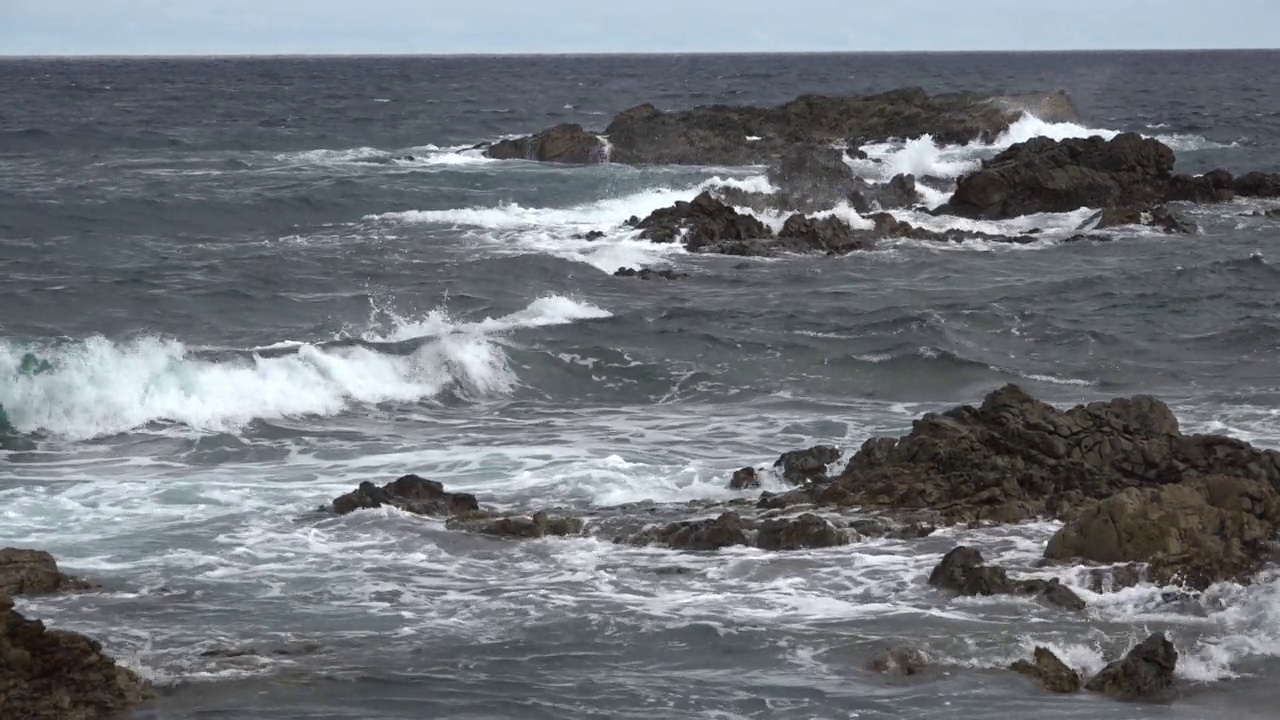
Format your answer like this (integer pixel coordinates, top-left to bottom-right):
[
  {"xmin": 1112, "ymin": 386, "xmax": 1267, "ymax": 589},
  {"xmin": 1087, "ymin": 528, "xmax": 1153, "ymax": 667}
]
[{"xmin": 1012, "ymin": 634, "xmax": 1177, "ymax": 700}]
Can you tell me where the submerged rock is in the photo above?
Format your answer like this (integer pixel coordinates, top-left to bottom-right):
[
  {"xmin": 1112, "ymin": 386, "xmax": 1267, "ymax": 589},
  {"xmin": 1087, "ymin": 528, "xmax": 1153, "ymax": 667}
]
[
  {"xmin": 774, "ymin": 446, "xmax": 843, "ymax": 485},
  {"xmin": 868, "ymin": 645, "xmax": 930, "ymax": 677},
  {"xmin": 332, "ymin": 475, "xmax": 480, "ymax": 517},
  {"xmin": 755, "ymin": 514, "xmax": 850, "ymax": 551},
  {"xmin": 623, "ymin": 512, "xmax": 751, "ymax": 551},
  {"xmin": 613, "ymin": 266, "xmax": 688, "ymax": 280},
  {"xmin": 1083, "ymin": 204, "xmax": 1196, "ymax": 234},
  {"xmin": 1011, "ymin": 647, "xmax": 1082, "ymax": 694},
  {"xmin": 0, "ymin": 594, "xmax": 153, "ymax": 719},
  {"xmin": 0, "ymin": 548, "xmax": 96, "ymax": 596},
  {"xmin": 484, "ymin": 123, "xmax": 605, "ymax": 163},
  {"xmin": 927, "ymin": 547, "xmax": 1086, "ymax": 610},
  {"xmin": 447, "ymin": 511, "xmax": 584, "ymax": 539},
  {"xmin": 1085, "ymin": 633, "xmax": 1178, "ymax": 700}
]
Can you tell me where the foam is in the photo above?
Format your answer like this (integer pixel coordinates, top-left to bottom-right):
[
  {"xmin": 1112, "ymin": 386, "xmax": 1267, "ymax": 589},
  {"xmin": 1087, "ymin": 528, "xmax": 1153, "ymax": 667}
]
[{"xmin": 271, "ymin": 144, "xmax": 491, "ymax": 168}]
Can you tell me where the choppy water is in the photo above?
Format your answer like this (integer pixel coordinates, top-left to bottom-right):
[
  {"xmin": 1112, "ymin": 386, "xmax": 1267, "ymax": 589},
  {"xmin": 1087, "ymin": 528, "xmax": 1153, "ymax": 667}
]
[{"xmin": 3, "ymin": 52, "xmax": 1280, "ymax": 719}]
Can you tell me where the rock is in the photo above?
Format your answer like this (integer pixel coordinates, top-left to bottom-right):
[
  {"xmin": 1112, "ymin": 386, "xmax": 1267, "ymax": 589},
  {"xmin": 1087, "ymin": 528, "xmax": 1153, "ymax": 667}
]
[
  {"xmin": 827, "ymin": 383, "xmax": 1280, "ymax": 533},
  {"xmin": 1164, "ymin": 171, "xmax": 1235, "ymax": 204},
  {"xmin": 766, "ymin": 145, "xmax": 863, "ymax": 211},
  {"xmin": 1044, "ymin": 475, "xmax": 1280, "ymax": 589},
  {"xmin": 613, "ymin": 266, "xmax": 688, "ymax": 280},
  {"xmin": 624, "ymin": 512, "xmax": 751, "ymax": 551},
  {"xmin": 1235, "ymin": 171, "xmax": 1280, "ymax": 198},
  {"xmin": 928, "ymin": 547, "xmax": 1085, "ymax": 609},
  {"xmin": 484, "ymin": 123, "xmax": 605, "ymax": 164},
  {"xmin": 774, "ymin": 446, "xmax": 843, "ymax": 485},
  {"xmin": 755, "ymin": 514, "xmax": 850, "ymax": 551},
  {"xmin": 576, "ymin": 230, "xmax": 606, "ymax": 240},
  {"xmin": 945, "ymin": 134, "xmax": 1177, "ymax": 219},
  {"xmin": 729, "ymin": 467, "xmax": 760, "ymax": 490},
  {"xmin": 332, "ymin": 475, "xmax": 479, "ymax": 517},
  {"xmin": 1011, "ymin": 647, "xmax": 1082, "ymax": 693},
  {"xmin": 0, "ymin": 593, "xmax": 152, "ymax": 719},
  {"xmin": 1083, "ymin": 205, "xmax": 1195, "ymax": 234},
  {"xmin": 777, "ymin": 214, "xmax": 872, "ymax": 254},
  {"xmin": 0, "ymin": 548, "xmax": 95, "ymax": 596},
  {"xmin": 868, "ymin": 645, "xmax": 930, "ymax": 676},
  {"xmin": 1086, "ymin": 564, "xmax": 1147, "ymax": 593},
  {"xmin": 630, "ymin": 191, "xmax": 773, "ymax": 252},
  {"xmin": 447, "ymin": 510, "xmax": 584, "ymax": 539},
  {"xmin": 874, "ymin": 174, "xmax": 922, "ymax": 210},
  {"xmin": 1022, "ymin": 578, "xmax": 1088, "ymax": 611},
  {"xmin": 1085, "ymin": 633, "xmax": 1177, "ymax": 700}
]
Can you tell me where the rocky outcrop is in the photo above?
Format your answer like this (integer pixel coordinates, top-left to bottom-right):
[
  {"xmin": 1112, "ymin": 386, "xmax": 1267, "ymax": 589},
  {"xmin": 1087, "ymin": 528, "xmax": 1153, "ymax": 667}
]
[
  {"xmin": 774, "ymin": 446, "xmax": 843, "ymax": 485},
  {"xmin": 0, "ymin": 594, "xmax": 152, "ymax": 720},
  {"xmin": 1085, "ymin": 633, "xmax": 1178, "ymax": 700},
  {"xmin": 1082, "ymin": 205, "xmax": 1195, "ymax": 234},
  {"xmin": 622, "ymin": 511, "xmax": 851, "ymax": 552},
  {"xmin": 623, "ymin": 512, "xmax": 751, "ymax": 551},
  {"xmin": 729, "ymin": 467, "xmax": 760, "ymax": 490},
  {"xmin": 1234, "ymin": 171, "xmax": 1280, "ymax": 198},
  {"xmin": 332, "ymin": 474, "xmax": 479, "ymax": 517},
  {"xmin": 446, "ymin": 511, "xmax": 584, "ymax": 539},
  {"xmin": 628, "ymin": 191, "xmax": 773, "ymax": 251},
  {"xmin": 927, "ymin": 547, "xmax": 1086, "ymax": 611},
  {"xmin": 755, "ymin": 514, "xmax": 850, "ymax": 551},
  {"xmin": 0, "ymin": 549, "xmax": 95, "ymax": 596},
  {"xmin": 1011, "ymin": 647, "xmax": 1082, "ymax": 693},
  {"xmin": 776, "ymin": 214, "xmax": 872, "ymax": 254},
  {"xmin": 613, "ymin": 267, "xmax": 688, "ymax": 280},
  {"xmin": 484, "ymin": 123, "xmax": 605, "ymax": 163},
  {"xmin": 1045, "ymin": 476, "xmax": 1280, "ymax": 589}
]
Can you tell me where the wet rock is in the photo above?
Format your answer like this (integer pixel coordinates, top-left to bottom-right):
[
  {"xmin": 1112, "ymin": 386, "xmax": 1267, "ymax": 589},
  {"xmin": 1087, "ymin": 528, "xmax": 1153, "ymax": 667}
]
[
  {"xmin": 777, "ymin": 214, "xmax": 872, "ymax": 254},
  {"xmin": 1235, "ymin": 171, "xmax": 1280, "ymax": 198},
  {"xmin": 1085, "ymin": 633, "xmax": 1178, "ymax": 700},
  {"xmin": 766, "ymin": 145, "xmax": 864, "ymax": 211},
  {"xmin": 332, "ymin": 475, "xmax": 479, "ymax": 517},
  {"xmin": 484, "ymin": 123, "xmax": 605, "ymax": 163},
  {"xmin": 613, "ymin": 266, "xmax": 688, "ymax": 280},
  {"xmin": 576, "ymin": 230, "xmax": 606, "ymax": 240},
  {"xmin": 944, "ymin": 133, "xmax": 1177, "ymax": 219},
  {"xmin": 928, "ymin": 547, "xmax": 1085, "ymax": 609},
  {"xmin": 624, "ymin": 512, "xmax": 751, "ymax": 551},
  {"xmin": 755, "ymin": 513, "xmax": 850, "ymax": 551},
  {"xmin": 729, "ymin": 467, "xmax": 760, "ymax": 490},
  {"xmin": 873, "ymin": 173, "xmax": 922, "ymax": 210},
  {"xmin": 1022, "ymin": 578, "xmax": 1088, "ymax": 611},
  {"xmin": 1045, "ymin": 475, "xmax": 1280, "ymax": 589},
  {"xmin": 774, "ymin": 445, "xmax": 843, "ymax": 485},
  {"xmin": 1164, "ymin": 170, "xmax": 1235, "ymax": 204},
  {"xmin": 0, "ymin": 548, "xmax": 96, "ymax": 596},
  {"xmin": 868, "ymin": 645, "xmax": 930, "ymax": 676},
  {"xmin": 447, "ymin": 510, "xmax": 584, "ymax": 539},
  {"xmin": 0, "ymin": 593, "xmax": 153, "ymax": 719},
  {"xmin": 1085, "ymin": 564, "xmax": 1147, "ymax": 593},
  {"xmin": 630, "ymin": 191, "xmax": 773, "ymax": 252},
  {"xmin": 1083, "ymin": 205, "xmax": 1195, "ymax": 234},
  {"xmin": 1011, "ymin": 647, "xmax": 1082, "ymax": 693}
]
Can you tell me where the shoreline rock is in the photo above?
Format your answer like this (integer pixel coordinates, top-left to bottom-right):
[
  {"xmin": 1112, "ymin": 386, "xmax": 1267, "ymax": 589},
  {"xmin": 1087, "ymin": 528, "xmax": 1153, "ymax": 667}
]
[
  {"xmin": 1011, "ymin": 647, "xmax": 1083, "ymax": 693},
  {"xmin": 1086, "ymin": 633, "xmax": 1178, "ymax": 700},
  {"xmin": 928, "ymin": 547, "xmax": 1086, "ymax": 611},
  {"xmin": 0, "ymin": 548, "xmax": 98, "ymax": 596}
]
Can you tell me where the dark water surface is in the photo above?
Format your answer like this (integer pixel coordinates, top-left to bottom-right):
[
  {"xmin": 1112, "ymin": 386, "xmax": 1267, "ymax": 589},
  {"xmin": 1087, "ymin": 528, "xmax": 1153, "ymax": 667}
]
[{"xmin": 3, "ymin": 52, "xmax": 1280, "ymax": 719}]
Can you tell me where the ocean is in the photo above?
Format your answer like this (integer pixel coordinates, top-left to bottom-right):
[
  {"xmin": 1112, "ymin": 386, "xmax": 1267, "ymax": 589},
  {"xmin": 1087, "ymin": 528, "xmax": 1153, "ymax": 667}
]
[{"xmin": 3, "ymin": 51, "xmax": 1280, "ymax": 719}]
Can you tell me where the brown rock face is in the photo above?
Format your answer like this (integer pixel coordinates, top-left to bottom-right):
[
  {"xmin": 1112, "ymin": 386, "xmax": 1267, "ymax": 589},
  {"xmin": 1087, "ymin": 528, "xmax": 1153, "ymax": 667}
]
[
  {"xmin": 332, "ymin": 475, "xmax": 479, "ymax": 517},
  {"xmin": 1011, "ymin": 647, "xmax": 1083, "ymax": 694},
  {"xmin": 0, "ymin": 548, "xmax": 95, "ymax": 596},
  {"xmin": 0, "ymin": 594, "xmax": 152, "ymax": 719},
  {"xmin": 1085, "ymin": 633, "xmax": 1178, "ymax": 700}
]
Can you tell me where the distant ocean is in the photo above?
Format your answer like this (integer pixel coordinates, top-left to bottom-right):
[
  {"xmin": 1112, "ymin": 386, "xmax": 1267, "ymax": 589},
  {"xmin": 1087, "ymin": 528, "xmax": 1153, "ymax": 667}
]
[{"xmin": 3, "ymin": 52, "xmax": 1280, "ymax": 719}]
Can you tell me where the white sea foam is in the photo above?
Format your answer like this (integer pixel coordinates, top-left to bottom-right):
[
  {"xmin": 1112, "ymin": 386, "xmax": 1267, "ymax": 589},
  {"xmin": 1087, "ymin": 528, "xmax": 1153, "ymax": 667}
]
[
  {"xmin": 270, "ymin": 143, "xmax": 491, "ymax": 169},
  {"xmin": 0, "ymin": 295, "xmax": 610, "ymax": 440}
]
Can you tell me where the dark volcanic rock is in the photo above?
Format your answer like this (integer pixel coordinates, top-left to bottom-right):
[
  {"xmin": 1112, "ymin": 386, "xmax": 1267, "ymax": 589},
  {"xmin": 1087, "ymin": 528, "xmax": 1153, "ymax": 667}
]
[
  {"xmin": 755, "ymin": 514, "xmax": 850, "ymax": 551},
  {"xmin": 484, "ymin": 123, "xmax": 605, "ymax": 163},
  {"xmin": 1012, "ymin": 647, "xmax": 1083, "ymax": 694},
  {"xmin": 928, "ymin": 547, "xmax": 1085, "ymax": 610},
  {"xmin": 0, "ymin": 593, "xmax": 152, "ymax": 719},
  {"xmin": 945, "ymin": 133, "xmax": 1177, "ymax": 219},
  {"xmin": 0, "ymin": 548, "xmax": 95, "ymax": 596},
  {"xmin": 1085, "ymin": 633, "xmax": 1178, "ymax": 700},
  {"xmin": 1236, "ymin": 171, "xmax": 1280, "ymax": 198},
  {"xmin": 777, "ymin": 214, "xmax": 873, "ymax": 254},
  {"xmin": 613, "ymin": 266, "xmax": 688, "ymax": 280},
  {"xmin": 332, "ymin": 475, "xmax": 479, "ymax": 517},
  {"xmin": 1084, "ymin": 204, "xmax": 1195, "ymax": 234},
  {"xmin": 766, "ymin": 145, "xmax": 863, "ymax": 210},
  {"xmin": 774, "ymin": 446, "xmax": 843, "ymax": 485},
  {"xmin": 624, "ymin": 512, "xmax": 751, "ymax": 551},
  {"xmin": 630, "ymin": 191, "xmax": 773, "ymax": 251},
  {"xmin": 447, "ymin": 511, "xmax": 584, "ymax": 539},
  {"xmin": 729, "ymin": 467, "xmax": 760, "ymax": 490}
]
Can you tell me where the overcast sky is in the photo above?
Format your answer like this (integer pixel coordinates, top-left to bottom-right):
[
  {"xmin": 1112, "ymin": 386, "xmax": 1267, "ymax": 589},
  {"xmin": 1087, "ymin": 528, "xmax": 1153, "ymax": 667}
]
[{"xmin": 1, "ymin": 0, "xmax": 1277, "ymax": 56}]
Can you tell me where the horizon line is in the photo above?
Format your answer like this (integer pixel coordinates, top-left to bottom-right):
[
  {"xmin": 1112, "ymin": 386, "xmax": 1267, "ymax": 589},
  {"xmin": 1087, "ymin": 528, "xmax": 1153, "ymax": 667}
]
[{"xmin": 2, "ymin": 47, "xmax": 1279, "ymax": 60}]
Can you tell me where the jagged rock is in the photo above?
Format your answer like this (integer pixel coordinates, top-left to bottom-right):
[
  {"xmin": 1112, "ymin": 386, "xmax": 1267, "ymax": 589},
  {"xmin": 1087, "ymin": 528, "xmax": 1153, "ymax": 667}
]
[
  {"xmin": 1235, "ymin": 171, "xmax": 1280, "ymax": 198},
  {"xmin": 629, "ymin": 191, "xmax": 772, "ymax": 252},
  {"xmin": 0, "ymin": 593, "xmax": 152, "ymax": 719},
  {"xmin": 1045, "ymin": 476, "xmax": 1280, "ymax": 589},
  {"xmin": 1085, "ymin": 633, "xmax": 1178, "ymax": 700},
  {"xmin": 613, "ymin": 267, "xmax": 688, "ymax": 280},
  {"xmin": 729, "ymin": 467, "xmax": 760, "ymax": 490},
  {"xmin": 774, "ymin": 446, "xmax": 843, "ymax": 485},
  {"xmin": 755, "ymin": 514, "xmax": 850, "ymax": 551},
  {"xmin": 1164, "ymin": 169, "xmax": 1235, "ymax": 204},
  {"xmin": 447, "ymin": 510, "xmax": 584, "ymax": 539},
  {"xmin": 332, "ymin": 475, "xmax": 479, "ymax": 517},
  {"xmin": 1022, "ymin": 578, "xmax": 1089, "ymax": 611},
  {"xmin": 1011, "ymin": 647, "xmax": 1082, "ymax": 694},
  {"xmin": 766, "ymin": 145, "xmax": 863, "ymax": 211},
  {"xmin": 0, "ymin": 549, "xmax": 95, "ymax": 596},
  {"xmin": 945, "ymin": 134, "xmax": 1177, "ymax": 219},
  {"xmin": 484, "ymin": 123, "xmax": 605, "ymax": 163},
  {"xmin": 928, "ymin": 547, "xmax": 1085, "ymax": 610},
  {"xmin": 1085, "ymin": 564, "xmax": 1147, "ymax": 593},
  {"xmin": 623, "ymin": 512, "xmax": 751, "ymax": 551},
  {"xmin": 868, "ymin": 645, "xmax": 930, "ymax": 676},
  {"xmin": 873, "ymin": 174, "xmax": 922, "ymax": 210},
  {"xmin": 1083, "ymin": 205, "xmax": 1195, "ymax": 234},
  {"xmin": 777, "ymin": 214, "xmax": 872, "ymax": 254}
]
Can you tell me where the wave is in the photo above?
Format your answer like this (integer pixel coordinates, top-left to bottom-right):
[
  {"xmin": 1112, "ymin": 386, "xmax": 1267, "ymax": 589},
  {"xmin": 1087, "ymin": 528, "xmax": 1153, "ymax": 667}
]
[
  {"xmin": 270, "ymin": 143, "xmax": 492, "ymax": 168},
  {"xmin": 0, "ymin": 295, "xmax": 610, "ymax": 441}
]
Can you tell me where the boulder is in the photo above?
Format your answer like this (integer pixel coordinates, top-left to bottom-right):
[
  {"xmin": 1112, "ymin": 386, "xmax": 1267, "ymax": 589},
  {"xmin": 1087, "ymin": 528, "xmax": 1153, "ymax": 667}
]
[
  {"xmin": 623, "ymin": 512, "xmax": 751, "ymax": 551},
  {"xmin": 1011, "ymin": 647, "xmax": 1082, "ymax": 694},
  {"xmin": 755, "ymin": 514, "xmax": 850, "ymax": 551},
  {"xmin": 0, "ymin": 593, "xmax": 152, "ymax": 719},
  {"xmin": 484, "ymin": 123, "xmax": 605, "ymax": 164},
  {"xmin": 1164, "ymin": 170, "xmax": 1235, "ymax": 204},
  {"xmin": 945, "ymin": 133, "xmax": 1177, "ymax": 219},
  {"xmin": 1083, "ymin": 205, "xmax": 1195, "ymax": 234},
  {"xmin": 447, "ymin": 511, "xmax": 584, "ymax": 539},
  {"xmin": 0, "ymin": 548, "xmax": 94, "ymax": 596},
  {"xmin": 1235, "ymin": 171, "xmax": 1280, "ymax": 198},
  {"xmin": 729, "ymin": 467, "xmax": 760, "ymax": 490},
  {"xmin": 777, "ymin": 214, "xmax": 872, "ymax": 254},
  {"xmin": 1085, "ymin": 633, "xmax": 1178, "ymax": 700},
  {"xmin": 332, "ymin": 475, "xmax": 479, "ymax": 517},
  {"xmin": 613, "ymin": 267, "xmax": 688, "ymax": 280},
  {"xmin": 774, "ymin": 446, "xmax": 843, "ymax": 485},
  {"xmin": 867, "ymin": 645, "xmax": 930, "ymax": 676},
  {"xmin": 766, "ymin": 145, "xmax": 863, "ymax": 210},
  {"xmin": 927, "ymin": 547, "xmax": 1085, "ymax": 610},
  {"xmin": 629, "ymin": 192, "xmax": 773, "ymax": 252},
  {"xmin": 1044, "ymin": 476, "xmax": 1280, "ymax": 589}
]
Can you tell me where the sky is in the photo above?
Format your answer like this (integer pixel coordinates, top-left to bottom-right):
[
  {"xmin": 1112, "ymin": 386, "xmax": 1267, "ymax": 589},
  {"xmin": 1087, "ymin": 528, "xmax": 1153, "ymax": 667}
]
[{"xmin": 1, "ymin": 0, "xmax": 1277, "ymax": 56}]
